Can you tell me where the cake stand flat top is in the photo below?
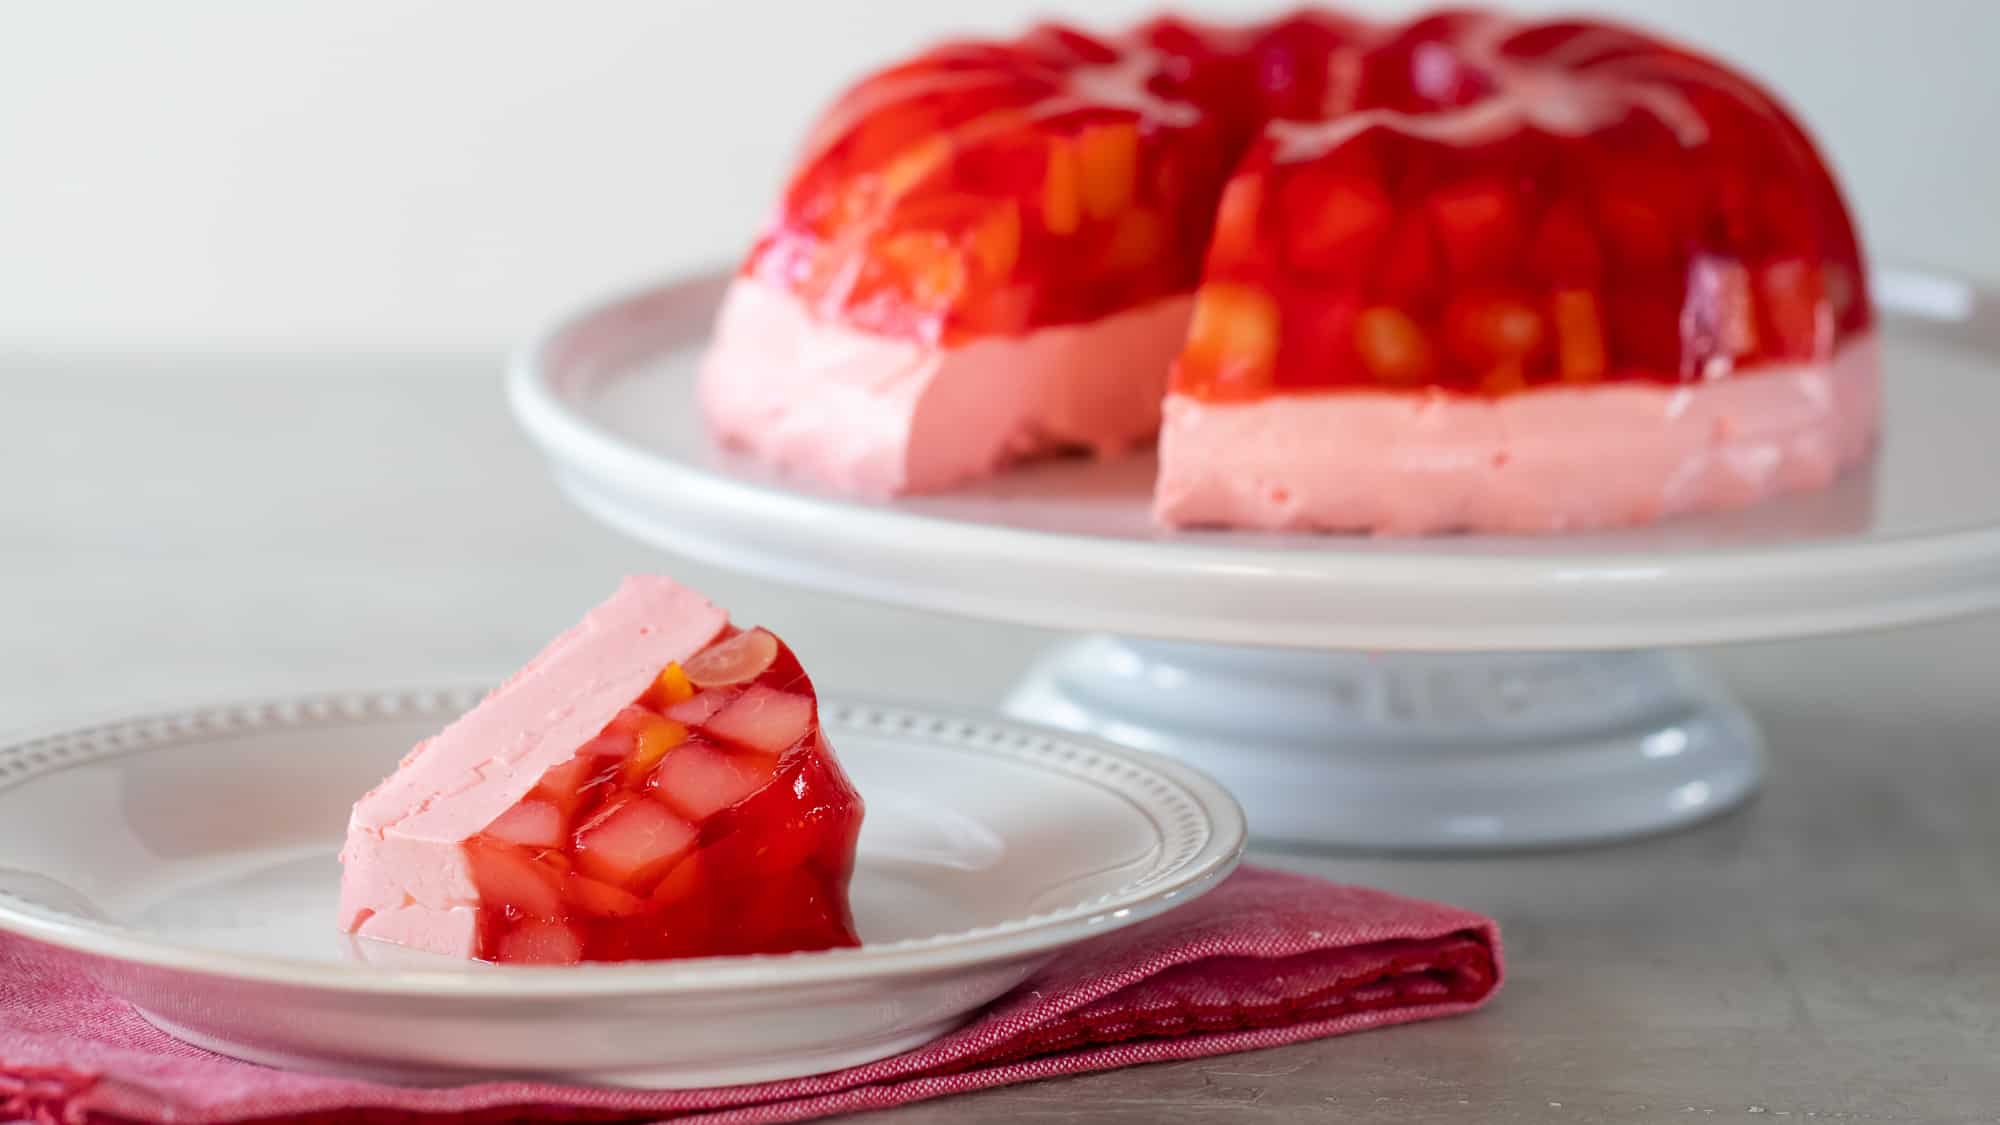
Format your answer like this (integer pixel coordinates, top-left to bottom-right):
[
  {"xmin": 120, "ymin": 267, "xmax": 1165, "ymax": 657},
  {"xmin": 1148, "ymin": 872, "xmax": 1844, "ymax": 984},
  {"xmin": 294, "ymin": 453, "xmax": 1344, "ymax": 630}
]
[{"xmin": 510, "ymin": 268, "xmax": 2000, "ymax": 650}]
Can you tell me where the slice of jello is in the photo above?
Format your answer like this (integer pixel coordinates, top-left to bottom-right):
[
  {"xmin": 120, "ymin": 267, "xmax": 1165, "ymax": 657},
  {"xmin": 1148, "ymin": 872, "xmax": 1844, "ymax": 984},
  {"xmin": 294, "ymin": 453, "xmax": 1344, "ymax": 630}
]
[{"xmin": 337, "ymin": 576, "xmax": 863, "ymax": 964}]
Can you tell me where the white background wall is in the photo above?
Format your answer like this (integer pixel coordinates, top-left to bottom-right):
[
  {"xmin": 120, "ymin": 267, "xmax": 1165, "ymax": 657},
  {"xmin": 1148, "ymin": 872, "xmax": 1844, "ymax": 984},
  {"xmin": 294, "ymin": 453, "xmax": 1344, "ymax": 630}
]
[{"xmin": 2, "ymin": 0, "xmax": 1994, "ymax": 360}]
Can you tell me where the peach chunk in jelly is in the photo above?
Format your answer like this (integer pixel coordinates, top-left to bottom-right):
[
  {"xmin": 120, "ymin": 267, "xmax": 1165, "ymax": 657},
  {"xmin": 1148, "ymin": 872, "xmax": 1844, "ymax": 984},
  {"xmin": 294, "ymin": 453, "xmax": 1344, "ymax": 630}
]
[{"xmin": 463, "ymin": 628, "xmax": 863, "ymax": 964}]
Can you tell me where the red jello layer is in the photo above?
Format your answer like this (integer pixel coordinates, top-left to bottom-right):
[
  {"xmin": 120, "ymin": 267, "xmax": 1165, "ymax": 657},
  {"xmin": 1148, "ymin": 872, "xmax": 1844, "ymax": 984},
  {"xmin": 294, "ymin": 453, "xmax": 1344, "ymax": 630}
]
[
  {"xmin": 463, "ymin": 628, "xmax": 863, "ymax": 964},
  {"xmin": 746, "ymin": 21, "xmax": 1243, "ymax": 345},
  {"xmin": 1172, "ymin": 14, "xmax": 1870, "ymax": 399},
  {"xmin": 740, "ymin": 9, "xmax": 1870, "ymax": 398}
]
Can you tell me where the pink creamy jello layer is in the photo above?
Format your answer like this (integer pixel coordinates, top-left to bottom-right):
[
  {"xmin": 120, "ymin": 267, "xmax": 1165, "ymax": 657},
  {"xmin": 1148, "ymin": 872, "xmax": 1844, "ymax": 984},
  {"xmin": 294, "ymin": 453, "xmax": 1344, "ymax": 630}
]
[
  {"xmin": 699, "ymin": 279, "xmax": 1193, "ymax": 495},
  {"xmin": 337, "ymin": 576, "xmax": 728, "ymax": 957},
  {"xmin": 1155, "ymin": 337, "xmax": 1881, "ymax": 535}
]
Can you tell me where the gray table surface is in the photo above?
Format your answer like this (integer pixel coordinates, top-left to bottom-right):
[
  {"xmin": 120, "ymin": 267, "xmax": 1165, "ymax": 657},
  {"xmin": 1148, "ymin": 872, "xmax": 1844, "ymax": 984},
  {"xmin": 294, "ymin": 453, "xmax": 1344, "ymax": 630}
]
[{"xmin": 3, "ymin": 357, "xmax": 1997, "ymax": 1124}]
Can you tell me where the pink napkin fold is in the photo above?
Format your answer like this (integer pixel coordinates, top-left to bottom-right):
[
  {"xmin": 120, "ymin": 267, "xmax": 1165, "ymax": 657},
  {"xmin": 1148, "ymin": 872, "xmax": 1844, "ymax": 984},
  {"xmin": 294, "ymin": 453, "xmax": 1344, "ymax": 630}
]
[{"xmin": 0, "ymin": 866, "xmax": 1501, "ymax": 1125}]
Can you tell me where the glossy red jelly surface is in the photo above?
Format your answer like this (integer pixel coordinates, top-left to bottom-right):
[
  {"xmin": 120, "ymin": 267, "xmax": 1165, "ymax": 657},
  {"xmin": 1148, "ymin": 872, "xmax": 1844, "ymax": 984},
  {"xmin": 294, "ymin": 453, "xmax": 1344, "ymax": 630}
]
[
  {"xmin": 746, "ymin": 22, "xmax": 1244, "ymax": 345},
  {"xmin": 1176, "ymin": 12, "xmax": 1871, "ymax": 399},
  {"xmin": 464, "ymin": 627, "xmax": 863, "ymax": 964},
  {"xmin": 744, "ymin": 8, "xmax": 1869, "ymax": 396}
]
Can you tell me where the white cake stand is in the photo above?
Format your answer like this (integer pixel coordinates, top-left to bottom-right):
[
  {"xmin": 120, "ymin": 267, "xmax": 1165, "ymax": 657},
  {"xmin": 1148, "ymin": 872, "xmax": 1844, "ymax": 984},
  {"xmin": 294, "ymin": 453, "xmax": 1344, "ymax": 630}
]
[{"xmin": 509, "ymin": 267, "xmax": 2000, "ymax": 850}]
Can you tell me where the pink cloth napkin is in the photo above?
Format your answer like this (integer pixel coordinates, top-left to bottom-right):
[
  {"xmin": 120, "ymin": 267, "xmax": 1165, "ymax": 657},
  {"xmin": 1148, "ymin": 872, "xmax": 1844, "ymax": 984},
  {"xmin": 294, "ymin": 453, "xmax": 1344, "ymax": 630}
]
[{"xmin": 1, "ymin": 866, "xmax": 1500, "ymax": 1125}]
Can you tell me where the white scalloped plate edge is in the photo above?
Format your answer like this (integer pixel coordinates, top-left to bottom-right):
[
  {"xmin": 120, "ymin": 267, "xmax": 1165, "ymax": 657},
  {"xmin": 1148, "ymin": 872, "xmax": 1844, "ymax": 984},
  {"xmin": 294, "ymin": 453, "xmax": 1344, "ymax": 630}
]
[{"xmin": 0, "ymin": 688, "xmax": 1247, "ymax": 997}]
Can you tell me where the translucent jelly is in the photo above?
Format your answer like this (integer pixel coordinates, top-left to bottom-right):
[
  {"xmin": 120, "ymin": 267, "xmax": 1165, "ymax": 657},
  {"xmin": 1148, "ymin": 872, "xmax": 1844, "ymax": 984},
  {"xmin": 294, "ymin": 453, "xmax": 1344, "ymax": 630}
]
[
  {"xmin": 1172, "ymin": 13, "xmax": 1871, "ymax": 399},
  {"xmin": 740, "ymin": 9, "xmax": 1869, "ymax": 395},
  {"xmin": 463, "ymin": 627, "xmax": 861, "ymax": 964},
  {"xmin": 745, "ymin": 21, "xmax": 1247, "ymax": 345}
]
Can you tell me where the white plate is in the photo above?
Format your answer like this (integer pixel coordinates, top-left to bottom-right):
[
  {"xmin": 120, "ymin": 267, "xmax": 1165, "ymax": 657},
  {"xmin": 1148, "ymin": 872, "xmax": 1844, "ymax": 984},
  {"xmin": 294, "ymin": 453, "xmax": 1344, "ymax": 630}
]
[
  {"xmin": 509, "ymin": 268, "xmax": 2000, "ymax": 650},
  {"xmin": 0, "ymin": 691, "xmax": 1244, "ymax": 1087}
]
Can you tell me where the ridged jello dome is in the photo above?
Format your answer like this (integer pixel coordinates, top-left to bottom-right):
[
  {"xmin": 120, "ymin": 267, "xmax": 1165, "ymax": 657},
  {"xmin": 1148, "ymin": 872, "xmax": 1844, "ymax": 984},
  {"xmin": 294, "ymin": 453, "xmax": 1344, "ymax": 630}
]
[{"xmin": 703, "ymin": 8, "xmax": 1876, "ymax": 534}]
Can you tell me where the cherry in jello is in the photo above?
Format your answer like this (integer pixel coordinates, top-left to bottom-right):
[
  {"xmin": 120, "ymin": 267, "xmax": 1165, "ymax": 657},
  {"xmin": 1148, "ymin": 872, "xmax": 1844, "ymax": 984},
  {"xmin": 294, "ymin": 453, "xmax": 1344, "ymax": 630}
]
[
  {"xmin": 1173, "ymin": 12, "xmax": 1871, "ymax": 400},
  {"xmin": 463, "ymin": 627, "xmax": 862, "ymax": 964}
]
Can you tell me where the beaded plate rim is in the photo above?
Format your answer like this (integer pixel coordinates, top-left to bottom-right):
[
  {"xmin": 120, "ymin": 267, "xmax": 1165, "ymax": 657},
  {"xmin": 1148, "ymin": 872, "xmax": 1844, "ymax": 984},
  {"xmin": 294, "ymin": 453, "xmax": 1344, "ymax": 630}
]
[{"xmin": 0, "ymin": 688, "xmax": 1245, "ymax": 996}]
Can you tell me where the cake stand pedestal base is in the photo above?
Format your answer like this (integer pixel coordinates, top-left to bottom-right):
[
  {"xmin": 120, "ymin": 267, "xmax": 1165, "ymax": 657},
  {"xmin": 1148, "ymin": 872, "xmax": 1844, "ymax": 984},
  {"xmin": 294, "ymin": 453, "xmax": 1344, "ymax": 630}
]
[{"xmin": 1004, "ymin": 638, "xmax": 1763, "ymax": 851}]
